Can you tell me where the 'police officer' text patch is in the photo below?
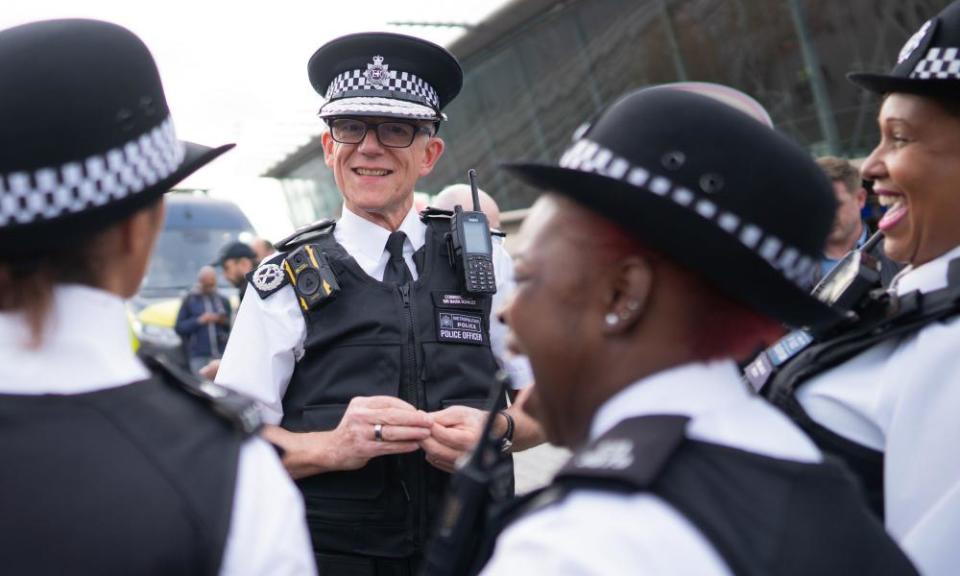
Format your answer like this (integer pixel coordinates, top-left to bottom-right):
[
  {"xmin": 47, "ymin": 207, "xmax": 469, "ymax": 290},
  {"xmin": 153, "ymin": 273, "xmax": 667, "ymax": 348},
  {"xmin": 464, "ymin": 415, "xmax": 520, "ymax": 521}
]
[{"xmin": 437, "ymin": 311, "xmax": 485, "ymax": 345}]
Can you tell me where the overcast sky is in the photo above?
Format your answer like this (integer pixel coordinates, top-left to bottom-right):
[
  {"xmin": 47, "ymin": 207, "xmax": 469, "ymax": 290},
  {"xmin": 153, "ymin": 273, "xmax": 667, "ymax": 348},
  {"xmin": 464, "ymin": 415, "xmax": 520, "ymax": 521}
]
[{"xmin": 2, "ymin": 1, "xmax": 510, "ymax": 237}]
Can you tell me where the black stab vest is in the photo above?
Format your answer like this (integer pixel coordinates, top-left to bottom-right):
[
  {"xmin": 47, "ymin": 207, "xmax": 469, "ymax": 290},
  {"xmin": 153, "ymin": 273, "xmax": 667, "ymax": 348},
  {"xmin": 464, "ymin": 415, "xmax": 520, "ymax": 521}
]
[
  {"xmin": 279, "ymin": 218, "xmax": 509, "ymax": 559},
  {"xmin": 0, "ymin": 371, "xmax": 244, "ymax": 576},
  {"xmin": 754, "ymin": 258, "xmax": 960, "ymax": 520},
  {"xmin": 491, "ymin": 415, "xmax": 917, "ymax": 576}
]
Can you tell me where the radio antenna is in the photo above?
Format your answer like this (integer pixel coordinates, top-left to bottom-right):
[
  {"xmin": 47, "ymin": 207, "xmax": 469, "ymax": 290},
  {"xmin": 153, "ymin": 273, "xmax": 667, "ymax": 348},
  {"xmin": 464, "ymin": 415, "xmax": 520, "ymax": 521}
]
[{"xmin": 467, "ymin": 169, "xmax": 481, "ymax": 212}]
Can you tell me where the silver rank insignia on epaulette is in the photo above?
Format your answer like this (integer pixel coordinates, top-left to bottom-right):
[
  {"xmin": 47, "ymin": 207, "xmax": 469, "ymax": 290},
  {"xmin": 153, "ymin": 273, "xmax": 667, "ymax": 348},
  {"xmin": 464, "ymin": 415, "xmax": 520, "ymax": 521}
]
[
  {"xmin": 573, "ymin": 439, "xmax": 635, "ymax": 470},
  {"xmin": 246, "ymin": 254, "xmax": 290, "ymax": 300},
  {"xmin": 283, "ymin": 244, "xmax": 340, "ymax": 311}
]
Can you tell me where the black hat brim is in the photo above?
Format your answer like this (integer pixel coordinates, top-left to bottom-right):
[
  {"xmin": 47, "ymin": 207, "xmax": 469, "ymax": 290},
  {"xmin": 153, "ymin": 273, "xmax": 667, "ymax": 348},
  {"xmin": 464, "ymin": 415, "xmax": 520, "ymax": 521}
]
[
  {"xmin": 0, "ymin": 139, "xmax": 234, "ymax": 258},
  {"xmin": 847, "ymin": 71, "xmax": 960, "ymax": 97},
  {"xmin": 505, "ymin": 162, "xmax": 842, "ymax": 330}
]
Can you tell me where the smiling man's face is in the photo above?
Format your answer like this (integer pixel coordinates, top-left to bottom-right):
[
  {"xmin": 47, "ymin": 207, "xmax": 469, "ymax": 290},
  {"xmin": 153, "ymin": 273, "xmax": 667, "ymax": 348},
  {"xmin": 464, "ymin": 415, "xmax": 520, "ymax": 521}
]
[{"xmin": 322, "ymin": 116, "xmax": 444, "ymax": 227}]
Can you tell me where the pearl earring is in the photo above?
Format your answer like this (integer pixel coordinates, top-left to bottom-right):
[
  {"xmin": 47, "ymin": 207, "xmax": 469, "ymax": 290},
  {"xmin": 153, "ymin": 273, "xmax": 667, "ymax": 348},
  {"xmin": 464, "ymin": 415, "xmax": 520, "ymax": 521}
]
[{"xmin": 605, "ymin": 313, "xmax": 619, "ymax": 326}]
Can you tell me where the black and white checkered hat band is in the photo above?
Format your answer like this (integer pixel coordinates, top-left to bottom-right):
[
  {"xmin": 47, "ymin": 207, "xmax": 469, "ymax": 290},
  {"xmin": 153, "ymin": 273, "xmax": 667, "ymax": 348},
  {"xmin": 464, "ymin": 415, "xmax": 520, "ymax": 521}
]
[
  {"xmin": 911, "ymin": 47, "xmax": 960, "ymax": 79},
  {"xmin": 325, "ymin": 68, "xmax": 439, "ymax": 109},
  {"xmin": 0, "ymin": 117, "xmax": 185, "ymax": 227},
  {"xmin": 558, "ymin": 138, "xmax": 818, "ymax": 290}
]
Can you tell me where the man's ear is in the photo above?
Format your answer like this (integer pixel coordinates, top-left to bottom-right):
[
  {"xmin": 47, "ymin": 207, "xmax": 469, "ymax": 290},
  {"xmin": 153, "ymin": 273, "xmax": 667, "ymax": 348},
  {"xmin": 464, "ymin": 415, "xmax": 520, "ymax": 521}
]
[
  {"xmin": 419, "ymin": 136, "xmax": 445, "ymax": 177},
  {"xmin": 602, "ymin": 254, "xmax": 655, "ymax": 335},
  {"xmin": 855, "ymin": 186, "xmax": 867, "ymax": 210},
  {"xmin": 321, "ymin": 131, "xmax": 336, "ymax": 169}
]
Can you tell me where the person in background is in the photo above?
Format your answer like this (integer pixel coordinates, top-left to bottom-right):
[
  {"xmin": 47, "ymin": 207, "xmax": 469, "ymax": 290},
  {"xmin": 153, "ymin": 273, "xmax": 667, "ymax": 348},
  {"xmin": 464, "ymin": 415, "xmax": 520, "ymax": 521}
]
[
  {"xmin": 433, "ymin": 183, "xmax": 503, "ymax": 229},
  {"xmin": 762, "ymin": 3, "xmax": 960, "ymax": 573},
  {"xmin": 175, "ymin": 265, "xmax": 231, "ymax": 375},
  {"xmin": 0, "ymin": 18, "xmax": 314, "ymax": 575},
  {"xmin": 813, "ymin": 156, "xmax": 900, "ymax": 286},
  {"xmin": 479, "ymin": 85, "xmax": 916, "ymax": 575},
  {"xmin": 251, "ymin": 237, "xmax": 277, "ymax": 263},
  {"xmin": 214, "ymin": 240, "xmax": 256, "ymax": 301}
]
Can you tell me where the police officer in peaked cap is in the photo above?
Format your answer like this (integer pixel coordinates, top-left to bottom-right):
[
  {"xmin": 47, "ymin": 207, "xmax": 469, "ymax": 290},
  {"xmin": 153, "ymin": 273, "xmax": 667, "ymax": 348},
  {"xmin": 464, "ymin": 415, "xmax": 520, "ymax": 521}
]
[
  {"xmin": 0, "ymin": 19, "xmax": 315, "ymax": 575},
  {"xmin": 477, "ymin": 85, "xmax": 917, "ymax": 575},
  {"xmin": 215, "ymin": 32, "xmax": 536, "ymax": 574},
  {"xmin": 753, "ymin": 2, "xmax": 960, "ymax": 573}
]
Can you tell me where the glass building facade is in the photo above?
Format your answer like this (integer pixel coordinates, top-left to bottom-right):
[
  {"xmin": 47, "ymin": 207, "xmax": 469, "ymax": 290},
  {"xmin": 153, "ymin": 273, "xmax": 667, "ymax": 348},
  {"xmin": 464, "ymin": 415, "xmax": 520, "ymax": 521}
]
[{"xmin": 268, "ymin": 0, "xmax": 949, "ymax": 225}]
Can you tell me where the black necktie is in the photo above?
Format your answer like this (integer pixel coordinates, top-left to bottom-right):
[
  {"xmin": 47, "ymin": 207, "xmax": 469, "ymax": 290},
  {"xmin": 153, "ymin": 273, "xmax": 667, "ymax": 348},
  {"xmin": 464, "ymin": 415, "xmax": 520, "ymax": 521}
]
[{"xmin": 383, "ymin": 231, "xmax": 413, "ymax": 285}]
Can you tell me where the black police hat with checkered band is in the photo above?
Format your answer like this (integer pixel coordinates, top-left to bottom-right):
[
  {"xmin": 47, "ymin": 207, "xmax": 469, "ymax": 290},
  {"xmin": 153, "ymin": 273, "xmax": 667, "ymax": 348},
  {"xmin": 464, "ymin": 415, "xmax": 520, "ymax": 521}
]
[
  {"xmin": 308, "ymin": 32, "xmax": 462, "ymax": 122},
  {"xmin": 0, "ymin": 19, "xmax": 233, "ymax": 257},
  {"xmin": 506, "ymin": 86, "xmax": 842, "ymax": 330},
  {"xmin": 849, "ymin": 1, "xmax": 960, "ymax": 96}
]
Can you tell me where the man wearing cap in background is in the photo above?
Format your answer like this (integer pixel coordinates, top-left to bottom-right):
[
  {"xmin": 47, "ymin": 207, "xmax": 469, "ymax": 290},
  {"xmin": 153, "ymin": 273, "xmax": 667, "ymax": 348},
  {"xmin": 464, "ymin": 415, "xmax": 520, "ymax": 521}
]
[
  {"xmin": 216, "ymin": 32, "xmax": 534, "ymax": 574},
  {"xmin": 478, "ymin": 86, "xmax": 916, "ymax": 574},
  {"xmin": 0, "ymin": 18, "xmax": 314, "ymax": 575},
  {"xmin": 215, "ymin": 239, "xmax": 257, "ymax": 302}
]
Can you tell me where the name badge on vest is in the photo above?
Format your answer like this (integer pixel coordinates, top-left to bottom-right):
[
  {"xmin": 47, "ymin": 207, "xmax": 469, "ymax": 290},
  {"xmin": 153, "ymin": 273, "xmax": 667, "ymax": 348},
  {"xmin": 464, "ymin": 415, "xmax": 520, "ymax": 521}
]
[
  {"xmin": 744, "ymin": 329, "xmax": 814, "ymax": 392},
  {"xmin": 437, "ymin": 311, "xmax": 485, "ymax": 345}
]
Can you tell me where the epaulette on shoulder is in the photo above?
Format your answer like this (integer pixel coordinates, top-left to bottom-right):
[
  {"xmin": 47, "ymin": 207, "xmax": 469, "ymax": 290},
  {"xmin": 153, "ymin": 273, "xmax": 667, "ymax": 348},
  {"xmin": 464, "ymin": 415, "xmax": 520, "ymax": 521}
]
[
  {"xmin": 140, "ymin": 353, "xmax": 262, "ymax": 437},
  {"xmin": 247, "ymin": 252, "xmax": 290, "ymax": 300},
  {"xmin": 420, "ymin": 207, "xmax": 505, "ymax": 236},
  {"xmin": 419, "ymin": 207, "xmax": 453, "ymax": 222},
  {"xmin": 275, "ymin": 218, "xmax": 336, "ymax": 252}
]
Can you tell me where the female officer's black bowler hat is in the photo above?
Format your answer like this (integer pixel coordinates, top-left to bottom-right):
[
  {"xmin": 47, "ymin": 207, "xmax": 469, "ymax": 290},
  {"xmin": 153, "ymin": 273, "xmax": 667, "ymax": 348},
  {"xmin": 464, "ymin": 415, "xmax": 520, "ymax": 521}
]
[
  {"xmin": 849, "ymin": 0, "xmax": 960, "ymax": 96},
  {"xmin": 0, "ymin": 19, "xmax": 234, "ymax": 258},
  {"xmin": 506, "ymin": 87, "xmax": 842, "ymax": 330}
]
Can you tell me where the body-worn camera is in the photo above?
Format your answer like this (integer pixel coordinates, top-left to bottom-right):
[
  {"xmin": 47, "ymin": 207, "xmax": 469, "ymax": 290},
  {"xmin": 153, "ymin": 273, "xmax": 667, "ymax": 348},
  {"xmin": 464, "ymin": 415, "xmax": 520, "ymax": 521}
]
[{"xmin": 449, "ymin": 169, "xmax": 497, "ymax": 294}]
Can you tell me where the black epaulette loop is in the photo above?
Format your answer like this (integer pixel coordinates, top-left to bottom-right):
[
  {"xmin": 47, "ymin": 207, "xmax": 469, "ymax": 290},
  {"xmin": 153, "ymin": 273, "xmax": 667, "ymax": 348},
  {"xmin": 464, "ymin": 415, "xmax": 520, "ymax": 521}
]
[
  {"xmin": 419, "ymin": 207, "xmax": 453, "ymax": 222},
  {"xmin": 275, "ymin": 219, "xmax": 336, "ymax": 252},
  {"xmin": 140, "ymin": 353, "xmax": 263, "ymax": 437}
]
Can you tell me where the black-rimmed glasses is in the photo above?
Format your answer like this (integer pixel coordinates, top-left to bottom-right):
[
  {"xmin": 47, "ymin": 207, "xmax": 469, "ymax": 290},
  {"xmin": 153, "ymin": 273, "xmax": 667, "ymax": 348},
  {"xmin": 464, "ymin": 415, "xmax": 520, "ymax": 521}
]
[{"xmin": 328, "ymin": 118, "xmax": 433, "ymax": 148}]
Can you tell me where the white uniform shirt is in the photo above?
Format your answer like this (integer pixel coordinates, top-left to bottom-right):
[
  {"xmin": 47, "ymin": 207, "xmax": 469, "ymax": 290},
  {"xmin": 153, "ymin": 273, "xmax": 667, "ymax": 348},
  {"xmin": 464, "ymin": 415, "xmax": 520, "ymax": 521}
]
[
  {"xmin": 481, "ymin": 361, "xmax": 822, "ymax": 575},
  {"xmin": 0, "ymin": 285, "xmax": 316, "ymax": 576},
  {"xmin": 216, "ymin": 205, "xmax": 531, "ymax": 424},
  {"xmin": 797, "ymin": 244, "xmax": 960, "ymax": 576}
]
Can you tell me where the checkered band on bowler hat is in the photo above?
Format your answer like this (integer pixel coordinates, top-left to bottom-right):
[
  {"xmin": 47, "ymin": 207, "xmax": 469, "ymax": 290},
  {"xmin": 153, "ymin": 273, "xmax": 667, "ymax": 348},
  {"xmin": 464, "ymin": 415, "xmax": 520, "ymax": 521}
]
[
  {"xmin": 849, "ymin": 0, "xmax": 960, "ymax": 95},
  {"xmin": 309, "ymin": 32, "xmax": 463, "ymax": 122},
  {"xmin": 0, "ymin": 19, "xmax": 233, "ymax": 257},
  {"xmin": 506, "ymin": 86, "xmax": 842, "ymax": 330}
]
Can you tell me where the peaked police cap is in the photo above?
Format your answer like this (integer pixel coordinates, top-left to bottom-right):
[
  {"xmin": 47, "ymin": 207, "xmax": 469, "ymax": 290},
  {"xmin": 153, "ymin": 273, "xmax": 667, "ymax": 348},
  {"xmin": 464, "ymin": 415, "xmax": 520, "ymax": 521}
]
[
  {"xmin": 308, "ymin": 32, "xmax": 462, "ymax": 122},
  {"xmin": 849, "ymin": 0, "xmax": 960, "ymax": 96},
  {"xmin": 0, "ymin": 19, "xmax": 234, "ymax": 257},
  {"xmin": 506, "ymin": 86, "xmax": 842, "ymax": 330}
]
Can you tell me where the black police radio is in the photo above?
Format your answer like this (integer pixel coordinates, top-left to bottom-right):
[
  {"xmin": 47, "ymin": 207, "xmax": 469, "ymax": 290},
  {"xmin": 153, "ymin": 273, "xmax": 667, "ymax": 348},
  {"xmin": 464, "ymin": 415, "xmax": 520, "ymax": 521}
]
[{"xmin": 449, "ymin": 169, "xmax": 497, "ymax": 294}]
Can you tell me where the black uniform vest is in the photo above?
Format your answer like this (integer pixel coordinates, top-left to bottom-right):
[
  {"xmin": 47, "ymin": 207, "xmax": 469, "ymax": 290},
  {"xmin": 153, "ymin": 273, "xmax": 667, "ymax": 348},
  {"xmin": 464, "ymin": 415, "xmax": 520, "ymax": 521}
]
[
  {"xmin": 278, "ymin": 218, "xmax": 508, "ymax": 559},
  {"xmin": 0, "ymin": 360, "xmax": 252, "ymax": 576},
  {"xmin": 760, "ymin": 260, "xmax": 960, "ymax": 519},
  {"xmin": 490, "ymin": 415, "xmax": 917, "ymax": 576}
]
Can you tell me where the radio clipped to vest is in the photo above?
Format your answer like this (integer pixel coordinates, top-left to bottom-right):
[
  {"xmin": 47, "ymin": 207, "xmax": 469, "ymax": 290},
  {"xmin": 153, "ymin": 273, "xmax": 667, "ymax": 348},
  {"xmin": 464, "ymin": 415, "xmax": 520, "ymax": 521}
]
[
  {"xmin": 283, "ymin": 244, "xmax": 340, "ymax": 311},
  {"xmin": 449, "ymin": 169, "xmax": 497, "ymax": 295}
]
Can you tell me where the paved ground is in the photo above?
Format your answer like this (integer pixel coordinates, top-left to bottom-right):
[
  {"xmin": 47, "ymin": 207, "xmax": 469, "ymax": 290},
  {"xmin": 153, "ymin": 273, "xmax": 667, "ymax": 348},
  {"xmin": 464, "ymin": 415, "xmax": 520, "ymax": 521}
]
[{"xmin": 513, "ymin": 443, "xmax": 571, "ymax": 495}]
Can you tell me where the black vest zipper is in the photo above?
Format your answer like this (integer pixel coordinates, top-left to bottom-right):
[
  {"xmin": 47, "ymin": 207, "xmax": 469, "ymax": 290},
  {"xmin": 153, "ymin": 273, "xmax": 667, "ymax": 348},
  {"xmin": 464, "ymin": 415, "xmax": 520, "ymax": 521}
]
[{"xmin": 399, "ymin": 283, "xmax": 428, "ymax": 549}]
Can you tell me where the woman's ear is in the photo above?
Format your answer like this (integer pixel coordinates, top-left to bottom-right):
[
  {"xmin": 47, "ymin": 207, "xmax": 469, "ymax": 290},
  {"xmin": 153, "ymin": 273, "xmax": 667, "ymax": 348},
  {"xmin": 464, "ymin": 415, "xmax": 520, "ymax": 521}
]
[{"xmin": 602, "ymin": 255, "xmax": 654, "ymax": 335}]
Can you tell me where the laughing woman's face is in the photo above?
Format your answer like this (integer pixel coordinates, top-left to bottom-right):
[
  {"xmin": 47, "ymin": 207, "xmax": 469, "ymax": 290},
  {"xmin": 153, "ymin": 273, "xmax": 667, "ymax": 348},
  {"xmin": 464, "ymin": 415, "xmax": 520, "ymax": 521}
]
[{"xmin": 861, "ymin": 93, "xmax": 960, "ymax": 265}]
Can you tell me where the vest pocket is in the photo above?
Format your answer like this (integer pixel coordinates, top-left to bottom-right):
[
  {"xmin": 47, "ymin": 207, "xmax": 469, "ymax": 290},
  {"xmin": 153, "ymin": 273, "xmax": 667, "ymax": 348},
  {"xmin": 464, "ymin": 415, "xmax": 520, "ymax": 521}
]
[
  {"xmin": 420, "ymin": 342, "xmax": 498, "ymax": 412},
  {"xmin": 298, "ymin": 403, "xmax": 386, "ymax": 503}
]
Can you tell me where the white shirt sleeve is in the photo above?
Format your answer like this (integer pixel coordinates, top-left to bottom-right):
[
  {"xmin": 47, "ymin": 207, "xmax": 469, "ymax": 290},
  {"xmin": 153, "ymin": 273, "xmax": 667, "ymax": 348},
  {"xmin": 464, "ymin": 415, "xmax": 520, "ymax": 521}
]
[
  {"xmin": 491, "ymin": 240, "xmax": 533, "ymax": 390},
  {"xmin": 481, "ymin": 491, "xmax": 732, "ymax": 576},
  {"xmin": 881, "ymin": 318, "xmax": 960, "ymax": 575},
  {"xmin": 216, "ymin": 284, "xmax": 305, "ymax": 425},
  {"xmin": 218, "ymin": 438, "xmax": 316, "ymax": 576}
]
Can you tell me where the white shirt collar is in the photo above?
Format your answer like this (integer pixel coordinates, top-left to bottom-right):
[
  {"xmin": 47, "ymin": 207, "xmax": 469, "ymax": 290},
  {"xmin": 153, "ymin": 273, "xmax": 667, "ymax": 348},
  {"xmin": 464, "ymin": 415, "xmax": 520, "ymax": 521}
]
[
  {"xmin": 589, "ymin": 360, "xmax": 747, "ymax": 441},
  {"xmin": 338, "ymin": 204, "xmax": 425, "ymax": 256},
  {"xmin": 892, "ymin": 244, "xmax": 960, "ymax": 295},
  {"xmin": 0, "ymin": 285, "xmax": 149, "ymax": 395}
]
